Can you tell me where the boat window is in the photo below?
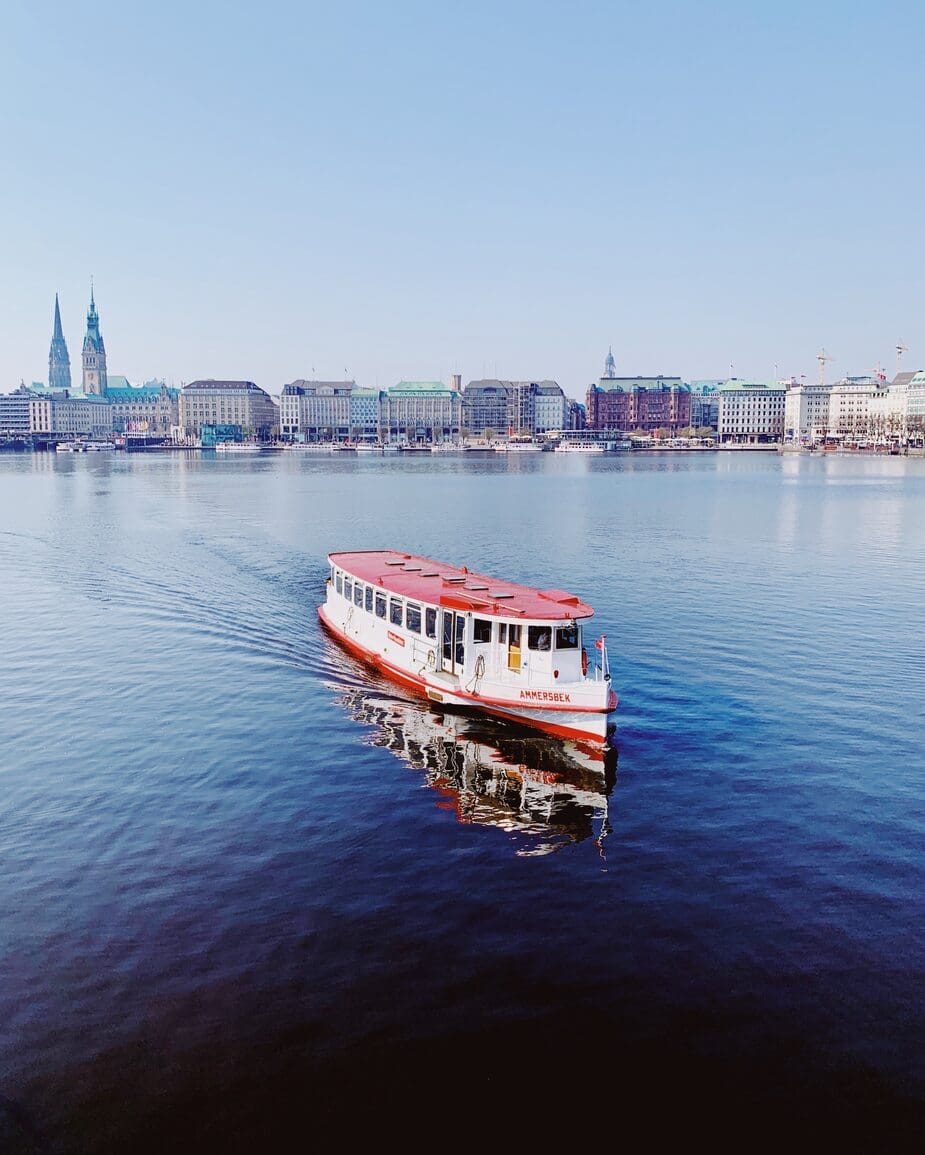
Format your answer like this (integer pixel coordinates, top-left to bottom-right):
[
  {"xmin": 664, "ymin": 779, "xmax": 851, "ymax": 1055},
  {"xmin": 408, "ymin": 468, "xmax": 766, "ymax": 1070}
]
[
  {"xmin": 498, "ymin": 623, "xmax": 507, "ymax": 644},
  {"xmin": 555, "ymin": 625, "xmax": 579, "ymax": 650},
  {"xmin": 390, "ymin": 598, "xmax": 403, "ymax": 626},
  {"xmin": 528, "ymin": 626, "xmax": 552, "ymax": 651},
  {"xmin": 336, "ymin": 572, "xmax": 343, "ymax": 595},
  {"xmin": 473, "ymin": 618, "xmax": 491, "ymax": 643},
  {"xmin": 354, "ymin": 582, "xmax": 364, "ymax": 607},
  {"xmin": 329, "ymin": 566, "xmax": 334, "ymax": 585},
  {"xmin": 344, "ymin": 578, "xmax": 353, "ymax": 601},
  {"xmin": 425, "ymin": 607, "xmax": 437, "ymax": 638},
  {"xmin": 406, "ymin": 603, "xmax": 422, "ymax": 633},
  {"xmin": 375, "ymin": 592, "xmax": 386, "ymax": 619},
  {"xmin": 365, "ymin": 586, "xmax": 373, "ymax": 613}
]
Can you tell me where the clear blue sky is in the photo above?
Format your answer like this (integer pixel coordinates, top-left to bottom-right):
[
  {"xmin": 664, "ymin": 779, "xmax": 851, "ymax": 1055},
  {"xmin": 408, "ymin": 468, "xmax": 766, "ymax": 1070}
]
[{"xmin": 3, "ymin": 0, "xmax": 922, "ymax": 398}]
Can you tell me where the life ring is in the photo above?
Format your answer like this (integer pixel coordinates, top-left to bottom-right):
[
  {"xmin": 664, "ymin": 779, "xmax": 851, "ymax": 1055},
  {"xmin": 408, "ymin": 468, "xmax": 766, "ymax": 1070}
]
[{"xmin": 581, "ymin": 647, "xmax": 588, "ymax": 676}]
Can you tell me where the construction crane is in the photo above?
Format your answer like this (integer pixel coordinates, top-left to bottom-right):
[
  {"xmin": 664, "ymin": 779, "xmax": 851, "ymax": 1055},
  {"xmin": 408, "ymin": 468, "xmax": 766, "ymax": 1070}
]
[
  {"xmin": 896, "ymin": 342, "xmax": 908, "ymax": 377},
  {"xmin": 817, "ymin": 348, "xmax": 834, "ymax": 385}
]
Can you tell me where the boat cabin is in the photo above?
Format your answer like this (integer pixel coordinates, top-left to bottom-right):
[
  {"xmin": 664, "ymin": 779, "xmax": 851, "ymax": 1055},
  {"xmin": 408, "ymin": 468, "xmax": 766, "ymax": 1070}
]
[{"xmin": 327, "ymin": 551, "xmax": 594, "ymax": 689}]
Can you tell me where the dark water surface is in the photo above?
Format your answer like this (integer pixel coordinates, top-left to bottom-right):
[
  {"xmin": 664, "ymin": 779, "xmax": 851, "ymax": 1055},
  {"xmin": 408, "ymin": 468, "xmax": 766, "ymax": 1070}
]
[{"xmin": 0, "ymin": 450, "xmax": 923, "ymax": 1151}]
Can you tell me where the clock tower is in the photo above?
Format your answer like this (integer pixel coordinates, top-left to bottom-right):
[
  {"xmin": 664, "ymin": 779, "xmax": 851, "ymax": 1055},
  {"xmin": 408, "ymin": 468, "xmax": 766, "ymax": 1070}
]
[{"xmin": 82, "ymin": 282, "xmax": 108, "ymax": 395}]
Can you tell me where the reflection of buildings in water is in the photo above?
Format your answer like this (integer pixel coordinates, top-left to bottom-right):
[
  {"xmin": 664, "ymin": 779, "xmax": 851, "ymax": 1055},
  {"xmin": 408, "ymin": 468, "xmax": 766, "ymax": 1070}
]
[{"xmin": 334, "ymin": 685, "xmax": 617, "ymax": 857}]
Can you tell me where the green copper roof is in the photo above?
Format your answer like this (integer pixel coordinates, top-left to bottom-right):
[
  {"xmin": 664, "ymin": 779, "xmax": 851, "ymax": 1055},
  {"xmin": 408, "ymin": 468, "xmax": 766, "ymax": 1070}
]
[
  {"xmin": 390, "ymin": 381, "xmax": 450, "ymax": 394},
  {"xmin": 718, "ymin": 379, "xmax": 782, "ymax": 392},
  {"xmin": 106, "ymin": 387, "xmax": 177, "ymax": 401}
]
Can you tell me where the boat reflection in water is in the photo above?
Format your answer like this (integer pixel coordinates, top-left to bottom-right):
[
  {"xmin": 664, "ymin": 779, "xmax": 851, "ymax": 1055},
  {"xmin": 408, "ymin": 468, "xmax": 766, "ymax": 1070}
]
[{"xmin": 331, "ymin": 679, "xmax": 617, "ymax": 858}]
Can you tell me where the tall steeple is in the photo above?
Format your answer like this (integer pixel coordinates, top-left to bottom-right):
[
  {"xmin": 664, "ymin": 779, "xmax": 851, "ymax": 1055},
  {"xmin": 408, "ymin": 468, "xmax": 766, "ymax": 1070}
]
[
  {"xmin": 48, "ymin": 293, "xmax": 72, "ymax": 392},
  {"xmin": 603, "ymin": 345, "xmax": 616, "ymax": 379},
  {"xmin": 82, "ymin": 279, "xmax": 107, "ymax": 395}
]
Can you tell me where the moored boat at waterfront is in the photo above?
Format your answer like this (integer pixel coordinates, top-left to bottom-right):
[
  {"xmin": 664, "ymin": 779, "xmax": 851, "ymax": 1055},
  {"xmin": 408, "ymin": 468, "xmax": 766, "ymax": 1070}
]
[
  {"xmin": 55, "ymin": 440, "xmax": 113, "ymax": 452},
  {"xmin": 318, "ymin": 550, "xmax": 617, "ymax": 749},
  {"xmin": 494, "ymin": 440, "xmax": 544, "ymax": 452},
  {"xmin": 554, "ymin": 441, "xmax": 606, "ymax": 454}
]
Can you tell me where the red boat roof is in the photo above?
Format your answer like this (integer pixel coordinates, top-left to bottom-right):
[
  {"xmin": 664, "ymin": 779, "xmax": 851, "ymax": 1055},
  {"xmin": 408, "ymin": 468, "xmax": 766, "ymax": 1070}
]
[{"xmin": 328, "ymin": 550, "xmax": 594, "ymax": 621}]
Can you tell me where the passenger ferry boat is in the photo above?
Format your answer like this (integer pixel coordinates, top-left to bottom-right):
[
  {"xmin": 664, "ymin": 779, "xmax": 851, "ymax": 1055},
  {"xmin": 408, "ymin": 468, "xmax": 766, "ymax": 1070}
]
[
  {"xmin": 56, "ymin": 440, "xmax": 114, "ymax": 452},
  {"xmin": 319, "ymin": 550, "xmax": 617, "ymax": 747},
  {"xmin": 554, "ymin": 441, "xmax": 606, "ymax": 454},
  {"xmin": 493, "ymin": 440, "xmax": 544, "ymax": 453}
]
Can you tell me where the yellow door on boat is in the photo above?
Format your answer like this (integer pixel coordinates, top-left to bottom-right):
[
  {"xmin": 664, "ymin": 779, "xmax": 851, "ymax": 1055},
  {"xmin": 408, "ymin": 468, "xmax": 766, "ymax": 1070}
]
[{"xmin": 508, "ymin": 625, "xmax": 522, "ymax": 672}]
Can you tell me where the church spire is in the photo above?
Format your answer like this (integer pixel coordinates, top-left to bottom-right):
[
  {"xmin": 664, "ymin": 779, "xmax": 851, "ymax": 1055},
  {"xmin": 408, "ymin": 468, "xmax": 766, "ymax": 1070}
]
[
  {"xmin": 603, "ymin": 345, "xmax": 616, "ymax": 379},
  {"xmin": 48, "ymin": 293, "xmax": 72, "ymax": 392}
]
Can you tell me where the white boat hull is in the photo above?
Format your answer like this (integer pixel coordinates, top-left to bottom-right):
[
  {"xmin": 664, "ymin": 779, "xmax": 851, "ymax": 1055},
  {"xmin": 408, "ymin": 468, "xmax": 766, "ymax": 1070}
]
[{"xmin": 319, "ymin": 596, "xmax": 616, "ymax": 749}]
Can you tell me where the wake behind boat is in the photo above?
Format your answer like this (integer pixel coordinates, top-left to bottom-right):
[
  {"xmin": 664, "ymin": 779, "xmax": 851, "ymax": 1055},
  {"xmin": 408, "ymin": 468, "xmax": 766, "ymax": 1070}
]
[{"xmin": 318, "ymin": 550, "xmax": 617, "ymax": 748}]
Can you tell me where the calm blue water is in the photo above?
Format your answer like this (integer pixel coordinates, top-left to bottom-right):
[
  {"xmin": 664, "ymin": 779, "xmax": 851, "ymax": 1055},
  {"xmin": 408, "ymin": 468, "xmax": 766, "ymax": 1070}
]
[{"xmin": 0, "ymin": 449, "xmax": 923, "ymax": 1151}]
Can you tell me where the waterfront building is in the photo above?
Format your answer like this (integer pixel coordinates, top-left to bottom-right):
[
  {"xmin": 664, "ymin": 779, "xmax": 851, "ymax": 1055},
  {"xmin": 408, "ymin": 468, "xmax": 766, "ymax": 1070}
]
[
  {"xmin": 533, "ymin": 382, "xmax": 570, "ymax": 434},
  {"xmin": 783, "ymin": 380, "xmax": 833, "ymax": 443},
  {"xmin": 105, "ymin": 376, "xmax": 179, "ymax": 434},
  {"xmin": 907, "ymin": 370, "xmax": 925, "ymax": 439},
  {"xmin": 567, "ymin": 398, "xmax": 586, "ymax": 430},
  {"xmin": 827, "ymin": 376, "xmax": 889, "ymax": 439},
  {"xmin": 51, "ymin": 394, "xmax": 112, "ymax": 438},
  {"xmin": 380, "ymin": 381, "xmax": 461, "ymax": 444},
  {"xmin": 462, "ymin": 380, "xmax": 546, "ymax": 438},
  {"xmin": 462, "ymin": 380, "xmax": 514, "ymax": 437},
  {"xmin": 30, "ymin": 393, "xmax": 52, "ymax": 434},
  {"xmin": 179, "ymin": 380, "xmax": 278, "ymax": 441},
  {"xmin": 81, "ymin": 285, "xmax": 108, "ymax": 396},
  {"xmin": 689, "ymin": 381, "xmax": 722, "ymax": 432},
  {"xmin": 716, "ymin": 380, "xmax": 785, "ymax": 443},
  {"xmin": 0, "ymin": 388, "xmax": 32, "ymax": 435},
  {"xmin": 865, "ymin": 372, "xmax": 912, "ymax": 442},
  {"xmin": 279, "ymin": 380, "xmax": 354, "ymax": 441},
  {"xmin": 48, "ymin": 295, "xmax": 71, "ymax": 392},
  {"xmin": 586, "ymin": 377, "xmax": 691, "ymax": 433},
  {"xmin": 350, "ymin": 387, "xmax": 381, "ymax": 442},
  {"xmin": 0, "ymin": 387, "xmax": 53, "ymax": 436}
]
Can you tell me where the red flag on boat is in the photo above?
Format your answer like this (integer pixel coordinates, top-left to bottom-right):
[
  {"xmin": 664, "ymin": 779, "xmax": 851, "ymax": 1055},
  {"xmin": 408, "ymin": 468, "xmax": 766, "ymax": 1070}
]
[{"xmin": 595, "ymin": 635, "xmax": 605, "ymax": 650}]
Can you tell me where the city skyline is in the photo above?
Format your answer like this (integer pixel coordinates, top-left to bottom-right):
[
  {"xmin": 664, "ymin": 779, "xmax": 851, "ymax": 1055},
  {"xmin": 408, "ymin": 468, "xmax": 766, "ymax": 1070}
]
[
  {"xmin": 4, "ymin": 1, "xmax": 923, "ymax": 392},
  {"xmin": 30, "ymin": 287, "xmax": 917, "ymax": 401}
]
